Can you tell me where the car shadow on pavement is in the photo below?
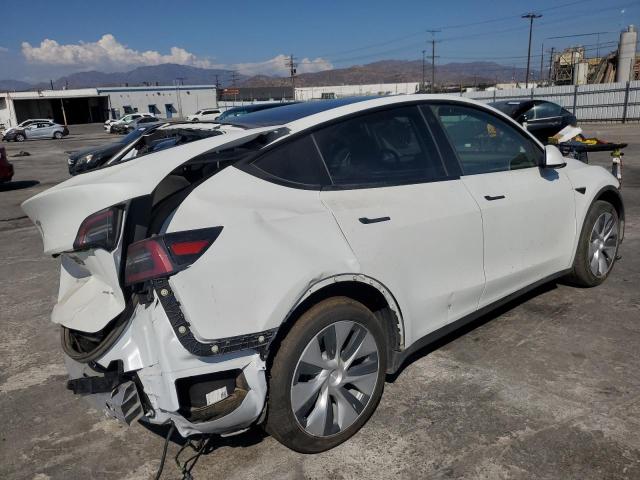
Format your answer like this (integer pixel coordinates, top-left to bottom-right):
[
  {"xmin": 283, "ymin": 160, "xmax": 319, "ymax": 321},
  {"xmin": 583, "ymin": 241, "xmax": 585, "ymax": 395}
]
[
  {"xmin": 386, "ymin": 281, "xmax": 558, "ymax": 383},
  {"xmin": 0, "ymin": 180, "xmax": 40, "ymax": 191}
]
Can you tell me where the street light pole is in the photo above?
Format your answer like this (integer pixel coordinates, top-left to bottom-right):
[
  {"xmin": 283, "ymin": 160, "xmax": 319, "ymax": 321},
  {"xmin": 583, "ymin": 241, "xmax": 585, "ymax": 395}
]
[{"xmin": 522, "ymin": 13, "xmax": 542, "ymax": 88}]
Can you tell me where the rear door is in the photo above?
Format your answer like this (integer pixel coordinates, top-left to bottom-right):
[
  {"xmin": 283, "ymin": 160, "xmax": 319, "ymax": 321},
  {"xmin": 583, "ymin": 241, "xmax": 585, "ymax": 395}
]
[
  {"xmin": 316, "ymin": 105, "xmax": 485, "ymax": 345},
  {"xmin": 427, "ymin": 102, "xmax": 576, "ymax": 307}
]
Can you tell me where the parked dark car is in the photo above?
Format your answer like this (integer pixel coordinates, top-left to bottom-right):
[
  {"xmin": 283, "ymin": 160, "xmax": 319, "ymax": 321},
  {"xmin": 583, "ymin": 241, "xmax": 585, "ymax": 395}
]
[
  {"xmin": 489, "ymin": 100, "xmax": 577, "ymax": 143},
  {"xmin": 0, "ymin": 146, "xmax": 14, "ymax": 182},
  {"xmin": 68, "ymin": 126, "xmax": 155, "ymax": 175},
  {"xmin": 215, "ymin": 102, "xmax": 299, "ymax": 122}
]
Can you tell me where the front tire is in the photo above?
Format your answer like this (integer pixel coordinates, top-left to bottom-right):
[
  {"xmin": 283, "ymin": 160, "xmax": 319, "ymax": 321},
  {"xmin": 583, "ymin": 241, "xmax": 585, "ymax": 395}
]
[
  {"xmin": 265, "ymin": 297, "xmax": 386, "ymax": 453},
  {"xmin": 568, "ymin": 200, "xmax": 620, "ymax": 287},
  {"xmin": 53, "ymin": 131, "xmax": 63, "ymax": 139},
  {"xmin": 15, "ymin": 134, "xmax": 25, "ymax": 142}
]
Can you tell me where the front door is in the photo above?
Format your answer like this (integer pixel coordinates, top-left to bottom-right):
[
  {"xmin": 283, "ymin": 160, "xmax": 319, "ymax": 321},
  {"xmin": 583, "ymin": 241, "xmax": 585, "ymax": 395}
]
[
  {"xmin": 316, "ymin": 105, "xmax": 485, "ymax": 346},
  {"xmin": 428, "ymin": 102, "xmax": 576, "ymax": 307}
]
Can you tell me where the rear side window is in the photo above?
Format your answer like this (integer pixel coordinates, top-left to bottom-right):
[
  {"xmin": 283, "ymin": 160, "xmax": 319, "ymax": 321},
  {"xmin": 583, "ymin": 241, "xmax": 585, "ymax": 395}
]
[
  {"xmin": 430, "ymin": 103, "xmax": 542, "ymax": 175},
  {"xmin": 253, "ymin": 135, "xmax": 331, "ymax": 186},
  {"xmin": 313, "ymin": 105, "xmax": 447, "ymax": 186},
  {"xmin": 533, "ymin": 102, "xmax": 561, "ymax": 119}
]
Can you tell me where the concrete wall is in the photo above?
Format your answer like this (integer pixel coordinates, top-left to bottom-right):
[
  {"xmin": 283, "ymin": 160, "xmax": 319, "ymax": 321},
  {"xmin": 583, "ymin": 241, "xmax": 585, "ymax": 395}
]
[
  {"xmin": 98, "ymin": 86, "xmax": 217, "ymax": 120},
  {"xmin": 458, "ymin": 80, "xmax": 640, "ymax": 122},
  {"xmin": 295, "ymin": 82, "xmax": 421, "ymax": 100}
]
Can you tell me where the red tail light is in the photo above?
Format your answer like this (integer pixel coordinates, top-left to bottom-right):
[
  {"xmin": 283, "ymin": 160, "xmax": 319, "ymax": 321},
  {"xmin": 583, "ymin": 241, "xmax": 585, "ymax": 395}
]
[
  {"xmin": 124, "ymin": 227, "xmax": 222, "ymax": 285},
  {"xmin": 73, "ymin": 206, "xmax": 123, "ymax": 251}
]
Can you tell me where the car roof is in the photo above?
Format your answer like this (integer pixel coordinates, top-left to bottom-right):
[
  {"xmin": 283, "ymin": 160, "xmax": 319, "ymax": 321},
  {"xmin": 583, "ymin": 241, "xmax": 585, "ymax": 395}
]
[
  {"xmin": 225, "ymin": 94, "xmax": 510, "ymax": 133},
  {"xmin": 221, "ymin": 97, "xmax": 377, "ymax": 128}
]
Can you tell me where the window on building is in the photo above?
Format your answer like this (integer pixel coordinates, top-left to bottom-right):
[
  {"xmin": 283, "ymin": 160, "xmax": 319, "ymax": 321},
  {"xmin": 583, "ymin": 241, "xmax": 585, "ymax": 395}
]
[
  {"xmin": 123, "ymin": 105, "xmax": 133, "ymax": 114},
  {"xmin": 148, "ymin": 104, "xmax": 160, "ymax": 114},
  {"xmin": 0, "ymin": 98, "xmax": 6, "ymax": 110}
]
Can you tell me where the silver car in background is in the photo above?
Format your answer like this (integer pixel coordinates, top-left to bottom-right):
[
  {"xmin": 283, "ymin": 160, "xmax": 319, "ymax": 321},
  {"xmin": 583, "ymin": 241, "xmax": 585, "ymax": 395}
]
[{"xmin": 2, "ymin": 120, "xmax": 69, "ymax": 142}]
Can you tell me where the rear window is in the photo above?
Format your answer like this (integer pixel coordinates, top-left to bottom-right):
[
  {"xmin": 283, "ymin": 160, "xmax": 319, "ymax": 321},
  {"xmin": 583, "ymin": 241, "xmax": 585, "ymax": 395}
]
[{"xmin": 253, "ymin": 135, "xmax": 331, "ymax": 186}]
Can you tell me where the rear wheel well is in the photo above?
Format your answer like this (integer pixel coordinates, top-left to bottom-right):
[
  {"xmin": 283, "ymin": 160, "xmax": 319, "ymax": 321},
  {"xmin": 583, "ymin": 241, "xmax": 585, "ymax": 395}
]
[{"xmin": 266, "ymin": 281, "xmax": 402, "ymax": 373}]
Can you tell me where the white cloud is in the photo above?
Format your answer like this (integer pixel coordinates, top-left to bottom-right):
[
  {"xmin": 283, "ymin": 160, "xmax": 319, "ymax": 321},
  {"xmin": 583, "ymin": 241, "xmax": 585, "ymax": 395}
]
[
  {"xmin": 233, "ymin": 54, "xmax": 332, "ymax": 76},
  {"xmin": 20, "ymin": 34, "xmax": 333, "ymax": 77},
  {"xmin": 22, "ymin": 34, "xmax": 217, "ymax": 69},
  {"xmin": 0, "ymin": 46, "xmax": 8, "ymax": 53}
]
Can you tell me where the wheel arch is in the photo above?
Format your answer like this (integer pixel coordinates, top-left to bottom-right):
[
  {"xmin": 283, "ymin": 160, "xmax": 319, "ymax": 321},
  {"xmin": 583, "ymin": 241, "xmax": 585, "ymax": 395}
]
[
  {"xmin": 594, "ymin": 185, "xmax": 624, "ymax": 241},
  {"xmin": 265, "ymin": 274, "xmax": 405, "ymax": 373}
]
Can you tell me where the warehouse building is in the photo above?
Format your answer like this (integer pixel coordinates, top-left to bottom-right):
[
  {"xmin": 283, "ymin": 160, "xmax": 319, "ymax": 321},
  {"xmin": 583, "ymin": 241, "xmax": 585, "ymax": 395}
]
[{"xmin": 0, "ymin": 84, "xmax": 217, "ymax": 129}]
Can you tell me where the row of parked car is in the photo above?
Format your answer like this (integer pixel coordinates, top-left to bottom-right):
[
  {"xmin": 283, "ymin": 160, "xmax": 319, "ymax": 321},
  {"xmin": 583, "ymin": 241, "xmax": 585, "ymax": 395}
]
[{"xmin": 71, "ymin": 103, "xmax": 295, "ymax": 175}]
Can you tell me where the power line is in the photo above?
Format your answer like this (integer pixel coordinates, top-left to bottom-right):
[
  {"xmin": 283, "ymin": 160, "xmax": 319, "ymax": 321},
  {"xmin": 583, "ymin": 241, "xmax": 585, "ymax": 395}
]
[{"xmin": 311, "ymin": 0, "xmax": 598, "ymax": 59}]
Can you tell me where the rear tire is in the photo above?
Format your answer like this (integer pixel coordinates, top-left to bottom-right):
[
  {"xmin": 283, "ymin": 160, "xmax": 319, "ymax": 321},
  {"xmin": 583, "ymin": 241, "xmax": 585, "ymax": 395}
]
[
  {"xmin": 265, "ymin": 297, "xmax": 386, "ymax": 453},
  {"xmin": 567, "ymin": 200, "xmax": 620, "ymax": 287}
]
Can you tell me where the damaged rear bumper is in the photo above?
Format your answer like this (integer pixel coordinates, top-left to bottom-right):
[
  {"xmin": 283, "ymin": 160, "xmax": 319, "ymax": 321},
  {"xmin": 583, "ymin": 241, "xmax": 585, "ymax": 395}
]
[{"xmin": 63, "ymin": 295, "xmax": 268, "ymax": 438}]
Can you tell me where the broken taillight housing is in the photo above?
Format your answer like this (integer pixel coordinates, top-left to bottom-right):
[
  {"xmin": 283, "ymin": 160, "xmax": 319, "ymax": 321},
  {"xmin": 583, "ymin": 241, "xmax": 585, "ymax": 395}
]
[
  {"xmin": 73, "ymin": 206, "xmax": 123, "ymax": 251},
  {"xmin": 124, "ymin": 227, "xmax": 223, "ymax": 285}
]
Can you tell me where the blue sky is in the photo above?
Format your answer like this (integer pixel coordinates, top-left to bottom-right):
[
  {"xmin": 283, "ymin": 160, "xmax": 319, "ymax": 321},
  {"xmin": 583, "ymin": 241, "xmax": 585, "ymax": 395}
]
[{"xmin": 0, "ymin": 0, "xmax": 637, "ymax": 82}]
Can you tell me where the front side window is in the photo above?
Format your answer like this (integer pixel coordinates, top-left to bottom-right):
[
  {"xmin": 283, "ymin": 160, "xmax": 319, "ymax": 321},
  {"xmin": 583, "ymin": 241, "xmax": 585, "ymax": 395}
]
[
  {"xmin": 430, "ymin": 103, "xmax": 542, "ymax": 175},
  {"xmin": 313, "ymin": 105, "xmax": 447, "ymax": 186},
  {"xmin": 253, "ymin": 135, "xmax": 331, "ymax": 186}
]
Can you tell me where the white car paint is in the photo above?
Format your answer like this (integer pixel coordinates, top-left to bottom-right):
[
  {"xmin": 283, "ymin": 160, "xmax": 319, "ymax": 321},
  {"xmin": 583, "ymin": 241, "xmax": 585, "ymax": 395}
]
[
  {"xmin": 105, "ymin": 113, "xmax": 154, "ymax": 131},
  {"xmin": 22, "ymin": 94, "xmax": 622, "ymax": 440},
  {"xmin": 187, "ymin": 108, "xmax": 222, "ymax": 121}
]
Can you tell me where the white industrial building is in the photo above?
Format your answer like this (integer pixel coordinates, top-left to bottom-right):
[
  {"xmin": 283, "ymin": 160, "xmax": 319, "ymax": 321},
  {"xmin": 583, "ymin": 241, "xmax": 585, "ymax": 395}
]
[
  {"xmin": 295, "ymin": 82, "xmax": 421, "ymax": 100},
  {"xmin": 0, "ymin": 85, "xmax": 217, "ymax": 129}
]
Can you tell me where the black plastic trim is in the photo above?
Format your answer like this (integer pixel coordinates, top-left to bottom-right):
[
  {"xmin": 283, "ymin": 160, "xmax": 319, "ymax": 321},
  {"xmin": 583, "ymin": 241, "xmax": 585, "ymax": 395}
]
[
  {"xmin": 387, "ymin": 268, "xmax": 572, "ymax": 374},
  {"xmin": 153, "ymin": 278, "xmax": 276, "ymax": 357},
  {"xmin": 359, "ymin": 216, "xmax": 391, "ymax": 224},
  {"xmin": 575, "ymin": 187, "xmax": 586, "ymax": 194}
]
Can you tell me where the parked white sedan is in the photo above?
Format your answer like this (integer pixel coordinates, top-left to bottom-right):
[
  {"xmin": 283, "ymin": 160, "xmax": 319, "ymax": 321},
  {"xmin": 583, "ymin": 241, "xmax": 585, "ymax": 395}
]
[{"xmin": 22, "ymin": 95, "xmax": 623, "ymax": 453}]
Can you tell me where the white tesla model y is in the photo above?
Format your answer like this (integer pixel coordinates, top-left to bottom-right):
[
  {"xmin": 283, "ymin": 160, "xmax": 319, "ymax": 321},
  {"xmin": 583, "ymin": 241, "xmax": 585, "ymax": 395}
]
[{"xmin": 22, "ymin": 95, "xmax": 624, "ymax": 453}]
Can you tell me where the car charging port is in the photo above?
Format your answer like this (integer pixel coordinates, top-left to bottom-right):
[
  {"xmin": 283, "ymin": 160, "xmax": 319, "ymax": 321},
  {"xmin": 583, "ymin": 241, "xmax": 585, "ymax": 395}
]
[{"xmin": 175, "ymin": 370, "xmax": 249, "ymax": 423}]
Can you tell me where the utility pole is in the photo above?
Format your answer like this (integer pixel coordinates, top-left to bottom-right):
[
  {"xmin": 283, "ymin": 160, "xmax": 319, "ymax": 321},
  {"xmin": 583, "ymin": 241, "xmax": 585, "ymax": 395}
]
[
  {"xmin": 421, "ymin": 50, "xmax": 426, "ymax": 92},
  {"xmin": 426, "ymin": 30, "xmax": 440, "ymax": 93},
  {"xmin": 229, "ymin": 71, "xmax": 239, "ymax": 105},
  {"xmin": 522, "ymin": 13, "xmax": 542, "ymax": 88},
  {"xmin": 540, "ymin": 42, "xmax": 544, "ymax": 82},
  {"xmin": 287, "ymin": 54, "xmax": 297, "ymax": 100},
  {"xmin": 548, "ymin": 47, "xmax": 555, "ymax": 83},
  {"xmin": 175, "ymin": 76, "xmax": 185, "ymax": 118}
]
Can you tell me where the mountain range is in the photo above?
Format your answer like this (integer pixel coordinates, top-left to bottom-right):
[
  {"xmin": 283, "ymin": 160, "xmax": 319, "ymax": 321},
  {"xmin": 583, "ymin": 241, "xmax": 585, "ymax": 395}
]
[{"xmin": 0, "ymin": 61, "xmax": 537, "ymax": 92}]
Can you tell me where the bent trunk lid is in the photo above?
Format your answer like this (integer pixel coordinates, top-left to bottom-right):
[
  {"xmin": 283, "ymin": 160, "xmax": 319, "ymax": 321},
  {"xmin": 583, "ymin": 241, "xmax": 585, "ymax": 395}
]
[{"xmin": 22, "ymin": 127, "xmax": 278, "ymax": 333}]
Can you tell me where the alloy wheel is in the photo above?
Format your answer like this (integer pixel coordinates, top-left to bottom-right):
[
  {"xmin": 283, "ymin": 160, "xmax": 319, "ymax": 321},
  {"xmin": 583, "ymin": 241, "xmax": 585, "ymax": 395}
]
[
  {"xmin": 588, "ymin": 211, "xmax": 618, "ymax": 277},
  {"xmin": 290, "ymin": 320, "xmax": 379, "ymax": 437}
]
